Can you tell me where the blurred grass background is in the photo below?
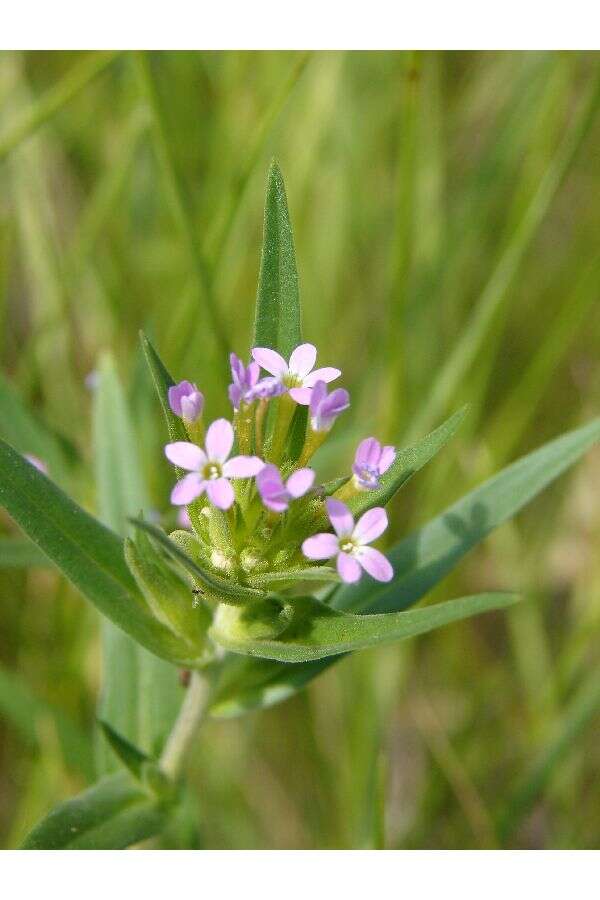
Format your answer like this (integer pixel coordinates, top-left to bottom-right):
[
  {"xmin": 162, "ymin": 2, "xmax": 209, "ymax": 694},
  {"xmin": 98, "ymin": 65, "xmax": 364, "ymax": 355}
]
[{"xmin": 0, "ymin": 50, "xmax": 599, "ymax": 849}]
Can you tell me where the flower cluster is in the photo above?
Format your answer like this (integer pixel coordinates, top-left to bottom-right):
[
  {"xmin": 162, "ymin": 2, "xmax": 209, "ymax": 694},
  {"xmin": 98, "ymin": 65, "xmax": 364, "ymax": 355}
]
[{"xmin": 165, "ymin": 343, "xmax": 396, "ymax": 585}]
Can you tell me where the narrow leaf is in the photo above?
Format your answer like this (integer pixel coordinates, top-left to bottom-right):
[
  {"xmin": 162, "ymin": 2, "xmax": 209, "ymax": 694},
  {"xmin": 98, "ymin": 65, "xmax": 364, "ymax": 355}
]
[
  {"xmin": 98, "ymin": 720, "xmax": 150, "ymax": 781},
  {"xmin": 21, "ymin": 771, "xmax": 169, "ymax": 850},
  {"xmin": 0, "ymin": 537, "xmax": 48, "ymax": 568},
  {"xmin": 139, "ymin": 331, "xmax": 187, "ymax": 445},
  {"xmin": 210, "ymin": 592, "xmax": 518, "ymax": 664},
  {"xmin": 253, "ymin": 159, "xmax": 302, "ymax": 357},
  {"xmin": 0, "ymin": 438, "xmax": 199, "ymax": 665}
]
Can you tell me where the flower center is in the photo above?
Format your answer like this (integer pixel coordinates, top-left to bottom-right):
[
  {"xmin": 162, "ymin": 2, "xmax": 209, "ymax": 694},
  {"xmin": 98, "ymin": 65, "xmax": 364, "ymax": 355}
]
[
  {"xmin": 339, "ymin": 538, "xmax": 357, "ymax": 555},
  {"xmin": 283, "ymin": 372, "xmax": 302, "ymax": 389},
  {"xmin": 203, "ymin": 462, "xmax": 222, "ymax": 480},
  {"xmin": 355, "ymin": 465, "xmax": 379, "ymax": 488}
]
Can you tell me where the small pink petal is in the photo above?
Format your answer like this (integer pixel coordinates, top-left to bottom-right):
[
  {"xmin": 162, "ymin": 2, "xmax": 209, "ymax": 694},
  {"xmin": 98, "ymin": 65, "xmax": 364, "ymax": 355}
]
[
  {"xmin": 303, "ymin": 367, "xmax": 341, "ymax": 387},
  {"xmin": 289, "ymin": 343, "xmax": 317, "ymax": 378},
  {"xmin": 205, "ymin": 418, "xmax": 234, "ymax": 463},
  {"xmin": 262, "ymin": 496, "xmax": 289, "ymax": 513},
  {"xmin": 337, "ymin": 552, "xmax": 362, "ymax": 583},
  {"xmin": 289, "ymin": 387, "xmax": 312, "ymax": 405},
  {"xmin": 206, "ymin": 477, "xmax": 235, "ymax": 510},
  {"xmin": 356, "ymin": 547, "xmax": 393, "ymax": 582},
  {"xmin": 302, "ymin": 533, "xmax": 339, "ymax": 560},
  {"xmin": 378, "ymin": 445, "xmax": 396, "ymax": 475},
  {"xmin": 286, "ymin": 468, "xmax": 315, "ymax": 498},
  {"xmin": 251, "ymin": 347, "xmax": 288, "ymax": 377},
  {"xmin": 171, "ymin": 473, "xmax": 206, "ymax": 505},
  {"xmin": 355, "ymin": 437, "xmax": 381, "ymax": 468},
  {"xmin": 222, "ymin": 455, "xmax": 265, "ymax": 478},
  {"xmin": 326, "ymin": 498, "xmax": 354, "ymax": 538},
  {"xmin": 165, "ymin": 442, "xmax": 206, "ymax": 472},
  {"xmin": 353, "ymin": 507, "xmax": 388, "ymax": 544}
]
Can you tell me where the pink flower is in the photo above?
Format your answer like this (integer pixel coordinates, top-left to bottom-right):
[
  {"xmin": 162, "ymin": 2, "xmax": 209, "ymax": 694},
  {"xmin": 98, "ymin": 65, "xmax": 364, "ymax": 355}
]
[
  {"xmin": 310, "ymin": 380, "xmax": 350, "ymax": 432},
  {"xmin": 176, "ymin": 507, "xmax": 192, "ymax": 529},
  {"xmin": 168, "ymin": 380, "xmax": 204, "ymax": 423},
  {"xmin": 251, "ymin": 343, "xmax": 341, "ymax": 405},
  {"xmin": 256, "ymin": 464, "xmax": 315, "ymax": 513},
  {"xmin": 165, "ymin": 418, "xmax": 264, "ymax": 510},
  {"xmin": 228, "ymin": 353, "xmax": 284, "ymax": 409},
  {"xmin": 352, "ymin": 437, "xmax": 395, "ymax": 489},
  {"xmin": 302, "ymin": 498, "xmax": 393, "ymax": 584}
]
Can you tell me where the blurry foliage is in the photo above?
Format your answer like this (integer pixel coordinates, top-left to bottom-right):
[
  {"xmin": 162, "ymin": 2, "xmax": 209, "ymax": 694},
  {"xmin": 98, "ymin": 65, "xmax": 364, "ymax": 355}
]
[{"xmin": 0, "ymin": 50, "xmax": 599, "ymax": 848}]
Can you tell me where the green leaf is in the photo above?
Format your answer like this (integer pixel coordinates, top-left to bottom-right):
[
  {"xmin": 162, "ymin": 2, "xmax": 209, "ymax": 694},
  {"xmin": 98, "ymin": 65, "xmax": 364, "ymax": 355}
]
[
  {"xmin": 131, "ymin": 518, "xmax": 266, "ymax": 605},
  {"xmin": 93, "ymin": 353, "xmax": 184, "ymax": 774},
  {"xmin": 208, "ymin": 416, "xmax": 600, "ymax": 717},
  {"xmin": 0, "ymin": 438, "xmax": 200, "ymax": 666},
  {"xmin": 253, "ymin": 159, "xmax": 302, "ymax": 358},
  {"xmin": 98, "ymin": 720, "xmax": 150, "ymax": 781},
  {"xmin": 139, "ymin": 331, "xmax": 188, "ymax": 445},
  {"xmin": 210, "ymin": 592, "xmax": 518, "ymax": 663},
  {"xmin": 21, "ymin": 771, "xmax": 170, "ymax": 850},
  {"xmin": 0, "ymin": 662, "xmax": 94, "ymax": 781},
  {"xmin": 248, "ymin": 567, "xmax": 340, "ymax": 587},
  {"xmin": 0, "ymin": 536, "xmax": 48, "ymax": 568},
  {"xmin": 335, "ymin": 415, "xmax": 600, "ymax": 614}
]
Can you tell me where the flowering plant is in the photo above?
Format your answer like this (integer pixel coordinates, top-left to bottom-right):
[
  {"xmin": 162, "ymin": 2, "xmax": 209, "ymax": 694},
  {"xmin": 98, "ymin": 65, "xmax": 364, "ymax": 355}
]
[{"xmin": 1, "ymin": 162, "xmax": 598, "ymax": 849}]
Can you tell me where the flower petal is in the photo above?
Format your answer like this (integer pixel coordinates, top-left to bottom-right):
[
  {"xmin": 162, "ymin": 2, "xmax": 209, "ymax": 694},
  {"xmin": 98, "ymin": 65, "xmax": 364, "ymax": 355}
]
[
  {"xmin": 171, "ymin": 473, "xmax": 206, "ymax": 505},
  {"xmin": 168, "ymin": 380, "xmax": 196, "ymax": 417},
  {"xmin": 353, "ymin": 507, "xmax": 388, "ymax": 544},
  {"xmin": 289, "ymin": 386, "xmax": 312, "ymax": 405},
  {"xmin": 286, "ymin": 467, "xmax": 315, "ymax": 498},
  {"xmin": 356, "ymin": 546, "xmax": 393, "ymax": 582},
  {"xmin": 205, "ymin": 418, "xmax": 234, "ymax": 463},
  {"xmin": 355, "ymin": 437, "xmax": 381, "ymax": 468},
  {"xmin": 378, "ymin": 445, "xmax": 396, "ymax": 475},
  {"xmin": 309, "ymin": 380, "xmax": 327, "ymax": 415},
  {"xmin": 165, "ymin": 441, "xmax": 206, "ymax": 471},
  {"xmin": 223, "ymin": 455, "xmax": 265, "ymax": 478},
  {"xmin": 206, "ymin": 477, "xmax": 235, "ymax": 510},
  {"xmin": 289, "ymin": 343, "xmax": 317, "ymax": 378},
  {"xmin": 251, "ymin": 347, "xmax": 288, "ymax": 377},
  {"xmin": 302, "ymin": 533, "xmax": 339, "ymax": 560},
  {"xmin": 303, "ymin": 367, "xmax": 341, "ymax": 387},
  {"xmin": 326, "ymin": 498, "xmax": 354, "ymax": 537},
  {"xmin": 337, "ymin": 552, "xmax": 362, "ymax": 583}
]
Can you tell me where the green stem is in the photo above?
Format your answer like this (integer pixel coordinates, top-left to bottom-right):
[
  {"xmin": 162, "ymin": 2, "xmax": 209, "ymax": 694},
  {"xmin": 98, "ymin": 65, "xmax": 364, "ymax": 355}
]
[{"xmin": 159, "ymin": 671, "xmax": 209, "ymax": 781}]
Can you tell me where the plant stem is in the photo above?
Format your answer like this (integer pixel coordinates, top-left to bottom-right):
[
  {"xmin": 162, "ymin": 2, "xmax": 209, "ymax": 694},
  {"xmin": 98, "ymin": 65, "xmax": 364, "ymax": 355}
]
[{"xmin": 159, "ymin": 671, "xmax": 210, "ymax": 781}]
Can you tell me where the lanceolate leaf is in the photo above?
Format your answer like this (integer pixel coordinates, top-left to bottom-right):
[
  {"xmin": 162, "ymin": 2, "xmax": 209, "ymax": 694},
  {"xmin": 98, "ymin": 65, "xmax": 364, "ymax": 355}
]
[
  {"xmin": 210, "ymin": 592, "xmax": 518, "ymax": 664},
  {"xmin": 208, "ymin": 416, "xmax": 600, "ymax": 717},
  {"xmin": 335, "ymin": 415, "xmax": 600, "ymax": 614},
  {"xmin": 21, "ymin": 771, "xmax": 169, "ymax": 850},
  {"xmin": 253, "ymin": 159, "xmax": 302, "ymax": 358},
  {"xmin": 0, "ymin": 439, "xmax": 199, "ymax": 666},
  {"xmin": 98, "ymin": 720, "xmax": 150, "ymax": 781},
  {"xmin": 139, "ymin": 331, "xmax": 188, "ymax": 445}
]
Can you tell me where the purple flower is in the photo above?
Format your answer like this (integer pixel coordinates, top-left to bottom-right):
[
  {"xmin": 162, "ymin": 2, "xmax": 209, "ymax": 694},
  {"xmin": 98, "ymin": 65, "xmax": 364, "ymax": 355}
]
[
  {"xmin": 310, "ymin": 380, "xmax": 350, "ymax": 432},
  {"xmin": 228, "ymin": 353, "xmax": 260, "ymax": 410},
  {"xmin": 168, "ymin": 380, "xmax": 204, "ymax": 423},
  {"xmin": 165, "ymin": 418, "xmax": 264, "ymax": 510},
  {"xmin": 302, "ymin": 498, "xmax": 393, "ymax": 584},
  {"xmin": 252, "ymin": 343, "xmax": 341, "ymax": 405},
  {"xmin": 25, "ymin": 454, "xmax": 48, "ymax": 475},
  {"xmin": 256, "ymin": 464, "xmax": 315, "ymax": 513},
  {"xmin": 352, "ymin": 437, "xmax": 396, "ymax": 489}
]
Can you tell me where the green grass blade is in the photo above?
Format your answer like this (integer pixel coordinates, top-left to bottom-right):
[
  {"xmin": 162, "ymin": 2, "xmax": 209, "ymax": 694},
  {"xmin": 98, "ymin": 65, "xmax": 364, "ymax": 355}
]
[
  {"xmin": 210, "ymin": 592, "xmax": 518, "ymax": 663},
  {"xmin": 497, "ymin": 669, "xmax": 600, "ymax": 843},
  {"xmin": 0, "ymin": 663, "xmax": 94, "ymax": 781},
  {"xmin": 408, "ymin": 70, "xmax": 600, "ymax": 439},
  {"xmin": 253, "ymin": 159, "xmax": 302, "ymax": 357},
  {"xmin": 0, "ymin": 51, "xmax": 120, "ymax": 163},
  {"xmin": 93, "ymin": 354, "xmax": 183, "ymax": 773},
  {"xmin": 21, "ymin": 771, "xmax": 169, "ymax": 850}
]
